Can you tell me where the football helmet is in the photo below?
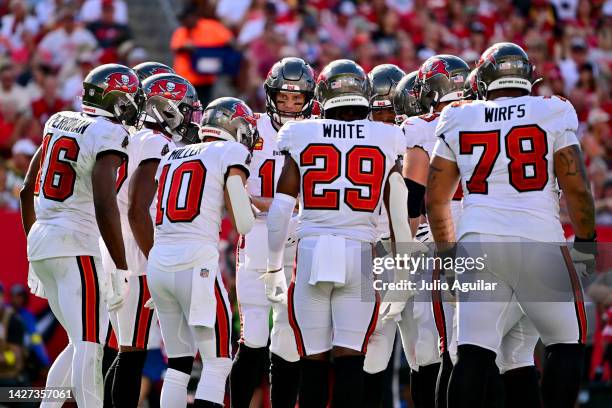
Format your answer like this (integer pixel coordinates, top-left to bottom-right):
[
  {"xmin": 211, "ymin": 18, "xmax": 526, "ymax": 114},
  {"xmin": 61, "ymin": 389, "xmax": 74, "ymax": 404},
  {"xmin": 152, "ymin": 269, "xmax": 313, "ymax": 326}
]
[
  {"xmin": 393, "ymin": 71, "xmax": 423, "ymax": 123},
  {"xmin": 315, "ymin": 59, "xmax": 370, "ymax": 113},
  {"xmin": 133, "ymin": 61, "xmax": 175, "ymax": 81},
  {"xmin": 82, "ymin": 63, "xmax": 144, "ymax": 127},
  {"xmin": 416, "ymin": 55, "xmax": 470, "ymax": 112},
  {"xmin": 264, "ymin": 57, "xmax": 315, "ymax": 128},
  {"xmin": 141, "ymin": 73, "xmax": 201, "ymax": 144},
  {"xmin": 368, "ymin": 64, "xmax": 406, "ymax": 111},
  {"xmin": 476, "ymin": 42, "xmax": 534, "ymax": 96},
  {"xmin": 199, "ymin": 97, "xmax": 257, "ymax": 149},
  {"xmin": 463, "ymin": 68, "xmax": 480, "ymax": 100}
]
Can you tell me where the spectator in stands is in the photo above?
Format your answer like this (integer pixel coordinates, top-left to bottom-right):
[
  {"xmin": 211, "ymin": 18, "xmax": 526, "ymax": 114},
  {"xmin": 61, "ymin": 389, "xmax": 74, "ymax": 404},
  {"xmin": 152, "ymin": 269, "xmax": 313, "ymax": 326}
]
[
  {"xmin": 35, "ymin": 0, "xmax": 69, "ymax": 29},
  {"xmin": 595, "ymin": 179, "xmax": 612, "ymax": 224},
  {"xmin": 5, "ymin": 139, "xmax": 35, "ymax": 207},
  {"xmin": 0, "ymin": 282, "xmax": 26, "ymax": 386},
  {"xmin": 587, "ymin": 269, "xmax": 612, "ymax": 373},
  {"xmin": 29, "ymin": 72, "xmax": 68, "ymax": 143},
  {"xmin": 10, "ymin": 284, "xmax": 50, "ymax": 380},
  {"xmin": 86, "ymin": 0, "xmax": 131, "ymax": 64},
  {"xmin": 0, "ymin": 0, "xmax": 39, "ymax": 66},
  {"xmin": 60, "ymin": 50, "xmax": 97, "ymax": 110},
  {"xmin": 0, "ymin": 58, "xmax": 30, "ymax": 154},
  {"xmin": 559, "ymin": 37, "xmax": 591, "ymax": 93},
  {"xmin": 170, "ymin": 1, "xmax": 234, "ymax": 106},
  {"xmin": 79, "ymin": 0, "xmax": 128, "ymax": 25},
  {"xmin": 581, "ymin": 108, "xmax": 611, "ymax": 165},
  {"xmin": 37, "ymin": 6, "xmax": 98, "ymax": 69}
]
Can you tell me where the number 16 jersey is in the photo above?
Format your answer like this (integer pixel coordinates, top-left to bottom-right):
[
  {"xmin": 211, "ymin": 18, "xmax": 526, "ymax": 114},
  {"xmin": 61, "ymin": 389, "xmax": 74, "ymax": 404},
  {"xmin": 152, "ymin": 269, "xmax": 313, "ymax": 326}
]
[
  {"xmin": 433, "ymin": 95, "xmax": 579, "ymax": 242},
  {"xmin": 278, "ymin": 119, "xmax": 405, "ymax": 243}
]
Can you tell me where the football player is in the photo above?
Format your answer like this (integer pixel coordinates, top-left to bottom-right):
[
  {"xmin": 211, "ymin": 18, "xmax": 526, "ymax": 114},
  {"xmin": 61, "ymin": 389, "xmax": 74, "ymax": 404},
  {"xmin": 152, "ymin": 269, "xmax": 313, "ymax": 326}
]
[
  {"xmin": 100, "ymin": 72, "xmax": 201, "ymax": 407},
  {"xmin": 427, "ymin": 42, "xmax": 596, "ymax": 408},
  {"xmin": 231, "ymin": 57, "xmax": 315, "ymax": 408},
  {"xmin": 132, "ymin": 61, "xmax": 175, "ymax": 81},
  {"xmin": 400, "ymin": 55, "xmax": 470, "ymax": 408},
  {"xmin": 147, "ymin": 97, "xmax": 255, "ymax": 407},
  {"xmin": 20, "ymin": 63, "xmax": 142, "ymax": 407},
  {"xmin": 362, "ymin": 63, "xmax": 405, "ymax": 407},
  {"xmin": 264, "ymin": 59, "xmax": 419, "ymax": 407}
]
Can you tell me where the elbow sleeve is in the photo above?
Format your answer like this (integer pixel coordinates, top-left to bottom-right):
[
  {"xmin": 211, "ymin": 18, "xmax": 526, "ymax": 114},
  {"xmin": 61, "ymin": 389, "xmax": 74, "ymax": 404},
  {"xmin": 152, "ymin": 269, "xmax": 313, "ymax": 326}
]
[
  {"xmin": 267, "ymin": 193, "xmax": 296, "ymax": 271},
  {"xmin": 405, "ymin": 177, "xmax": 426, "ymax": 218},
  {"xmin": 226, "ymin": 175, "xmax": 255, "ymax": 235},
  {"xmin": 390, "ymin": 172, "xmax": 413, "ymax": 244}
]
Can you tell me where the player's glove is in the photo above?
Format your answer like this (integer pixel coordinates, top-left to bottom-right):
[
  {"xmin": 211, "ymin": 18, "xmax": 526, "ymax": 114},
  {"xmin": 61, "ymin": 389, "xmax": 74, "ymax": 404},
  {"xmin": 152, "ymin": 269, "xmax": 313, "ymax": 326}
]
[
  {"xmin": 570, "ymin": 233, "xmax": 598, "ymax": 277},
  {"xmin": 106, "ymin": 268, "xmax": 129, "ymax": 311},
  {"xmin": 144, "ymin": 297, "xmax": 155, "ymax": 310},
  {"xmin": 260, "ymin": 269, "xmax": 288, "ymax": 304}
]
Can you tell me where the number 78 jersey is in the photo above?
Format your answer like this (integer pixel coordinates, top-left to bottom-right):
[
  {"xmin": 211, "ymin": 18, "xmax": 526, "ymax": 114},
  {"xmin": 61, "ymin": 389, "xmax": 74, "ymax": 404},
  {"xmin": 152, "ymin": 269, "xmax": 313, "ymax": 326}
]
[
  {"xmin": 433, "ymin": 95, "xmax": 579, "ymax": 242},
  {"xmin": 278, "ymin": 119, "xmax": 405, "ymax": 243}
]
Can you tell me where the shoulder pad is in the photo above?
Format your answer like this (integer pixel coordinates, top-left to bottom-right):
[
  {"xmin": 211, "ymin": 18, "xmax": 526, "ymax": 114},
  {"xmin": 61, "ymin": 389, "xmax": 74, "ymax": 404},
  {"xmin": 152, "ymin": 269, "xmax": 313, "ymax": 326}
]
[{"xmin": 450, "ymin": 100, "xmax": 474, "ymax": 108}]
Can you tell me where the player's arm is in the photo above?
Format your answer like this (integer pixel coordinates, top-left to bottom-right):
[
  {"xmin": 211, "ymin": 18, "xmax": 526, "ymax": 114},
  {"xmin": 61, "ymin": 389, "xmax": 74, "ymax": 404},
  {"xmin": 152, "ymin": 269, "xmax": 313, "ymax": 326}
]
[
  {"xmin": 224, "ymin": 167, "xmax": 255, "ymax": 235},
  {"xmin": 93, "ymin": 152, "xmax": 127, "ymax": 270},
  {"xmin": 385, "ymin": 163, "xmax": 413, "ymax": 245},
  {"xmin": 19, "ymin": 146, "xmax": 42, "ymax": 236},
  {"xmin": 425, "ymin": 155, "xmax": 459, "ymax": 244},
  {"xmin": 128, "ymin": 159, "xmax": 160, "ymax": 258},
  {"xmin": 250, "ymin": 196, "xmax": 273, "ymax": 213},
  {"xmin": 554, "ymin": 144, "xmax": 595, "ymax": 240},
  {"xmin": 403, "ymin": 147, "xmax": 429, "ymax": 235}
]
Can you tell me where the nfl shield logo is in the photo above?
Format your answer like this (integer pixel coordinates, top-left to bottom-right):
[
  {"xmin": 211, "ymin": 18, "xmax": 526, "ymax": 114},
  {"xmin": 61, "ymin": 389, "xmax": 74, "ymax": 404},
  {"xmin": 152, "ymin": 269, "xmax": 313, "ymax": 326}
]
[{"xmin": 200, "ymin": 268, "xmax": 209, "ymax": 278}]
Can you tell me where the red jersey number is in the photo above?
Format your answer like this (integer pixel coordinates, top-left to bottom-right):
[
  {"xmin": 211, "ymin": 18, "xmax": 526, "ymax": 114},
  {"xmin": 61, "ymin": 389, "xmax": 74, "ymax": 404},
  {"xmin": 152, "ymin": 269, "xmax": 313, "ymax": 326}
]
[
  {"xmin": 36, "ymin": 135, "xmax": 80, "ymax": 201},
  {"xmin": 155, "ymin": 160, "xmax": 206, "ymax": 224}
]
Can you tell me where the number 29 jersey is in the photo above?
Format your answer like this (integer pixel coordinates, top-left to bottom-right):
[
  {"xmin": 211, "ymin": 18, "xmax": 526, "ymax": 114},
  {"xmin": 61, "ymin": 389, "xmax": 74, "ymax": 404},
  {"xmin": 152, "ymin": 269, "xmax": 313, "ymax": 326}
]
[
  {"xmin": 150, "ymin": 140, "xmax": 251, "ymax": 271},
  {"xmin": 433, "ymin": 95, "xmax": 579, "ymax": 242},
  {"xmin": 278, "ymin": 119, "xmax": 405, "ymax": 243},
  {"xmin": 28, "ymin": 112, "xmax": 128, "ymax": 261}
]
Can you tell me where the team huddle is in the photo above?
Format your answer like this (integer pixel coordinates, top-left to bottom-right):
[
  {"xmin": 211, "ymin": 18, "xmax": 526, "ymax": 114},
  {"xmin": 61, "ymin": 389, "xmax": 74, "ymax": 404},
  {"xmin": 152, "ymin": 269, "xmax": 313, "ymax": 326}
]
[{"xmin": 19, "ymin": 41, "xmax": 597, "ymax": 408}]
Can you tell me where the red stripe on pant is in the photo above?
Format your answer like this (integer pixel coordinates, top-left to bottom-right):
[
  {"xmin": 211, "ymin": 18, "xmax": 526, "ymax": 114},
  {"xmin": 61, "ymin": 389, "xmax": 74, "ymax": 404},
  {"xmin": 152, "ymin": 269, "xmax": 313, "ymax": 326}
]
[
  {"xmin": 77, "ymin": 256, "xmax": 100, "ymax": 343},
  {"xmin": 287, "ymin": 250, "xmax": 306, "ymax": 357},
  {"xmin": 132, "ymin": 275, "xmax": 154, "ymax": 349},
  {"xmin": 361, "ymin": 290, "xmax": 381, "ymax": 353},
  {"xmin": 561, "ymin": 246, "xmax": 588, "ymax": 344},
  {"xmin": 431, "ymin": 266, "xmax": 447, "ymax": 354},
  {"xmin": 214, "ymin": 279, "xmax": 231, "ymax": 358},
  {"xmin": 105, "ymin": 322, "xmax": 118, "ymax": 351}
]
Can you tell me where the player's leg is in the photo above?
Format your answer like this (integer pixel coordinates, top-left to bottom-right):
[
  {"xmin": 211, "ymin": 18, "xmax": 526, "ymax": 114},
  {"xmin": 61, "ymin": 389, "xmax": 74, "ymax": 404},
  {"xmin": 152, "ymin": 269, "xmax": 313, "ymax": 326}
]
[
  {"xmin": 269, "ymin": 243, "xmax": 301, "ymax": 407},
  {"xmin": 518, "ymin": 243, "xmax": 587, "ymax": 408},
  {"xmin": 102, "ymin": 322, "xmax": 118, "ymax": 408},
  {"xmin": 191, "ymin": 274, "xmax": 233, "ymax": 407},
  {"xmin": 147, "ymin": 265, "xmax": 196, "ymax": 408},
  {"xmin": 447, "ymin": 235, "xmax": 515, "ymax": 408},
  {"xmin": 112, "ymin": 274, "xmax": 155, "ymax": 408},
  {"xmin": 32, "ymin": 259, "xmax": 75, "ymax": 408},
  {"xmin": 231, "ymin": 252, "xmax": 271, "ymax": 408},
  {"xmin": 53, "ymin": 256, "xmax": 108, "ymax": 407},
  {"xmin": 331, "ymin": 239, "xmax": 379, "ymax": 408},
  {"xmin": 363, "ymin": 317, "xmax": 396, "ymax": 408},
  {"xmin": 289, "ymin": 238, "xmax": 334, "ymax": 408}
]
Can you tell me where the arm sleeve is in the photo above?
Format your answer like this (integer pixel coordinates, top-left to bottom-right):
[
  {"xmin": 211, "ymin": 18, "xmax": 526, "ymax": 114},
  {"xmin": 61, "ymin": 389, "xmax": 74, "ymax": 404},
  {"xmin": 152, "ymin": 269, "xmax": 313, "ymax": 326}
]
[{"xmin": 267, "ymin": 193, "xmax": 296, "ymax": 271}]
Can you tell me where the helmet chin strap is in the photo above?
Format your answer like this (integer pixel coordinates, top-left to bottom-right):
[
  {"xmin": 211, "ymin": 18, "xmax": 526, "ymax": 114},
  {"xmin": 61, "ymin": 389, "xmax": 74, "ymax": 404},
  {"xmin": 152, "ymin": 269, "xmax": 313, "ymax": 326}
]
[{"xmin": 151, "ymin": 105, "xmax": 181, "ymax": 142}]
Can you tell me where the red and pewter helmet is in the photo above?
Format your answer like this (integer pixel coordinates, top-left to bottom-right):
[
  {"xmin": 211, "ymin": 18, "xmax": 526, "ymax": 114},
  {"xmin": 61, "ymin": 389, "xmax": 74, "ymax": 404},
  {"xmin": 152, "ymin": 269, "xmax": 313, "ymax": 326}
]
[
  {"xmin": 463, "ymin": 68, "xmax": 481, "ymax": 100},
  {"xmin": 264, "ymin": 57, "xmax": 316, "ymax": 128},
  {"xmin": 199, "ymin": 97, "xmax": 258, "ymax": 149},
  {"xmin": 368, "ymin": 64, "xmax": 406, "ymax": 111},
  {"xmin": 476, "ymin": 42, "xmax": 534, "ymax": 97},
  {"xmin": 393, "ymin": 70, "xmax": 423, "ymax": 123},
  {"xmin": 142, "ymin": 73, "xmax": 202, "ymax": 144},
  {"xmin": 132, "ymin": 61, "xmax": 175, "ymax": 81},
  {"xmin": 315, "ymin": 59, "xmax": 370, "ymax": 113},
  {"xmin": 415, "ymin": 55, "xmax": 470, "ymax": 112},
  {"xmin": 82, "ymin": 63, "xmax": 145, "ymax": 127}
]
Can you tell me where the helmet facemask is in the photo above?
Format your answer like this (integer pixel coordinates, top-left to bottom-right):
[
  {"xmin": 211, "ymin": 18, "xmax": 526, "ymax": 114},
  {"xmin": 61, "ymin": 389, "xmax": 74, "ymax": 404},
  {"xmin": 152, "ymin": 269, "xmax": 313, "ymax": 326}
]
[
  {"xmin": 265, "ymin": 89, "xmax": 314, "ymax": 128},
  {"xmin": 114, "ymin": 87, "xmax": 145, "ymax": 128}
]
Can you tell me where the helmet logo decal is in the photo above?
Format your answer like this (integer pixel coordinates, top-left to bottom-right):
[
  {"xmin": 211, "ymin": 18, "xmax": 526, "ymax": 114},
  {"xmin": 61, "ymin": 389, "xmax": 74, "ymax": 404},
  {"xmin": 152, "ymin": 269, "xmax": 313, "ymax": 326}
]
[
  {"xmin": 419, "ymin": 59, "xmax": 450, "ymax": 80},
  {"xmin": 104, "ymin": 72, "xmax": 138, "ymax": 95},
  {"xmin": 230, "ymin": 102, "xmax": 256, "ymax": 126},
  {"xmin": 147, "ymin": 79, "xmax": 187, "ymax": 101},
  {"xmin": 477, "ymin": 47, "xmax": 498, "ymax": 67}
]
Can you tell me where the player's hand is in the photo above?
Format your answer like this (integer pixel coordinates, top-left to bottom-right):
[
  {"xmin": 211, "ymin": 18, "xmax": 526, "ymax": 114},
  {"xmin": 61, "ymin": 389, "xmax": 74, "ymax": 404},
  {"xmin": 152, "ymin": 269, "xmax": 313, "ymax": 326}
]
[
  {"xmin": 286, "ymin": 216, "xmax": 298, "ymax": 247},
  {"xmin": 571, "ymin": 235, "xmax": 597, "ymax": 277},
  {"xmin": 107, "ymin": 268, "xmax": 129, "ymax": 311},
  {"xmin": 260, "ymin": 269, "xmax": 288, "ymax": 304}
]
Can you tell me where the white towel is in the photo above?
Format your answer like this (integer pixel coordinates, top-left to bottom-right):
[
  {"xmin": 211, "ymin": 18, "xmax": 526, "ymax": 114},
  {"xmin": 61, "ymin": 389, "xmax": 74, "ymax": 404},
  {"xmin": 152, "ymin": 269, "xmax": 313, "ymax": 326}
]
[
  {"xmin": 188, "ymin": 263, "xmax": 217, "ymax": 327},
  {"xmin": 308, "ymin": 235, "xmax": 347, "ymax": 287}
]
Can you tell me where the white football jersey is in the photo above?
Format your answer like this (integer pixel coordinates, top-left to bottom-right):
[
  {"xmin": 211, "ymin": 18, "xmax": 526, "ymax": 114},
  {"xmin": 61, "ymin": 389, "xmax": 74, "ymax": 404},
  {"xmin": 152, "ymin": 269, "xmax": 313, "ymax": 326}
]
[
  {"xmin": 149, "ymin": 140, "xmax": 251, "ymax": 271},
  {"xmin": 28, "ymin": 112, "xmax": 129, "ymax": 261},
  {"xmin": 116, "ymin": 128, "xmax": 175, "ymax": 224},
  {"xmin": 278, "ymin": 119, "xmax": 405, "ymax": 243},
  {"xmin": 433, "ymin": 95, "xmax": 579, "ymax": 242}
]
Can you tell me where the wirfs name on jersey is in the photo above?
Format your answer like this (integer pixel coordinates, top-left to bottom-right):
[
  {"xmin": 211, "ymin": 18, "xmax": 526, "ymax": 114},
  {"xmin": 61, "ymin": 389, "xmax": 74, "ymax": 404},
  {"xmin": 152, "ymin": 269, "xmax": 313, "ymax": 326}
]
[
  {"xmin": 484, "ymin": 104, "xmax": 526, "ymax": 123},
  {"xmin": 322, "ymin": 123, "xmax": 365, "ymax": 139}
]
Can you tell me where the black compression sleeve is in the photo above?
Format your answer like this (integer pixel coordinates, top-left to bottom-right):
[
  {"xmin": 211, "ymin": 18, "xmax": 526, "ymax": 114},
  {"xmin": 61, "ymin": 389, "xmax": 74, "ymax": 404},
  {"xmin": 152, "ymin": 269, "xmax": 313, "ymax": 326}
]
[{"xmin": 405, "ymin": 178, "xmax": 426, "ymax": 218}]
